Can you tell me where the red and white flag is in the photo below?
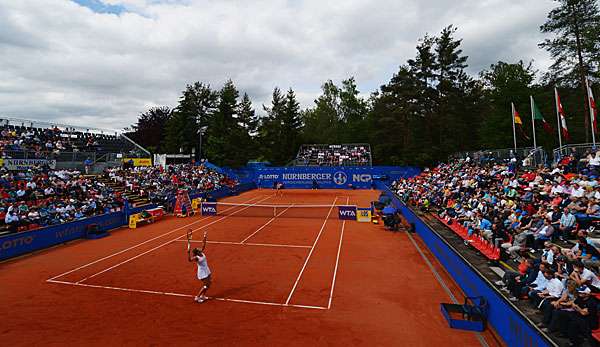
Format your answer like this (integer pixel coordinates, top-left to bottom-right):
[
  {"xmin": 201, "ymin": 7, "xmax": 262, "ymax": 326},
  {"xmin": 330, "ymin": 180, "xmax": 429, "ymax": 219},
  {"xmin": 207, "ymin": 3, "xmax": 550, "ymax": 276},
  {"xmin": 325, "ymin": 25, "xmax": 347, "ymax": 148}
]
[
  {"xmin": 587, "ymin": 77, "xmax": 598, "ymax": 134},
  {"xmin": 555, "ymin": 88, "xmax": 570, "ymax": 141}
]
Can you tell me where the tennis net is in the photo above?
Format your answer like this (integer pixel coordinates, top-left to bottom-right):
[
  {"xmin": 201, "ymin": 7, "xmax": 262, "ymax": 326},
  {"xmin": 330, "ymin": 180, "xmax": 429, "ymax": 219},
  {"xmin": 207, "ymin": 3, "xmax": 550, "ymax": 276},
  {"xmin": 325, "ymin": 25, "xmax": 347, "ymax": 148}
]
[{"xmin": 200, "ymin": 202, "xmax": 358, "ymax": 219}]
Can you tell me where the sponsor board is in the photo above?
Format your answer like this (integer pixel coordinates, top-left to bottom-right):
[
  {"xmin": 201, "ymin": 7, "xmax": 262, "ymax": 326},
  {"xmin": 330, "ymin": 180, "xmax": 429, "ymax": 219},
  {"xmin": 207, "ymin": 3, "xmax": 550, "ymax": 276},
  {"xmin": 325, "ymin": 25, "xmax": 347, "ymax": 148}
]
[
  {"xmin": 253, "ymin": 166, "xmax": 420, "ymax": 189},
  {"xmin": 356, "ymin": 208, "xmax": 372, "ymax": 222},
  {"xmin": 4, "ymin": 159, "xmax": 57, "ymax": 170},
  {"xmin": 123, "ymin": 158, "xmax": 152, "ymax": 166},
  {"xmin": 201, "ymin": 202, "xmax": 217, "ymax": 216},
  {"xmin": 338, "ymin": 205, "xmax": 357, "ymax": 220},
  {"xmin": 0, "ymin": 212, "xmax": 123, "ymax": 260}
]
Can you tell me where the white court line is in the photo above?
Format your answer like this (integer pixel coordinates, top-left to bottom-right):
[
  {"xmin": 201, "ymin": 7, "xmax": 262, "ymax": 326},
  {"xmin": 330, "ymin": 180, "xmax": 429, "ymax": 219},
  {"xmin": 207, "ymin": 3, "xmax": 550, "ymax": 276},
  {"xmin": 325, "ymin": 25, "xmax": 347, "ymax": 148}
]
[
  {"xmin": 75, "ymin": 195, "xmax": 275, "ymax": 284},
  {"xmin": 46, "ymin": 279, "xmax": 327, "ymax": 310},
  {"xmin": 328, "ymin": 196, "xmax": 349, "ymax": 309},
  {"xmin": 47, "ymin": 194, "xmax": 265, "ymax": 282},
  {"xmin": 176, "ymin": 239, "xmax": 312, "ymax": 249},
  {"xmin": 285, "ymin": 196, "xmax": 338, "ymax": 305},
  {"xmin": 240, "ymin": 204, "xmax": 295, "ymax": 243}
]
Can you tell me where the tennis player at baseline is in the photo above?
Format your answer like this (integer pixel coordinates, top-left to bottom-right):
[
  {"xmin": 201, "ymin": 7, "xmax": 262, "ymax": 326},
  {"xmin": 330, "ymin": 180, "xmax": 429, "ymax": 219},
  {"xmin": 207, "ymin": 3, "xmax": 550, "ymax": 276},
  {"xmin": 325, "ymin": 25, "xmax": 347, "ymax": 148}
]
[{"xmin": 188, "ymin": 232, "xmax": 212, "ymax": 303}]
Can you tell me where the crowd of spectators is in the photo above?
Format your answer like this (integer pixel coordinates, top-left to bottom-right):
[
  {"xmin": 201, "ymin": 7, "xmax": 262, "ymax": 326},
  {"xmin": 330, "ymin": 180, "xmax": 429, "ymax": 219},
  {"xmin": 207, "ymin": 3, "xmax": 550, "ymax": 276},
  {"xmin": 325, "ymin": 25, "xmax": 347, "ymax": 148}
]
[
  {"xmin": 295, "ymin": 144, "xmax": 371, "ymax": 166},
  {"xmin": 391, "ymin": 154, "xmax": 600, "ymax": 345},
  {"xmin": 0, "ymin": 124, "xmax": 126, "ymax": 158},
  {"xmin": 103, "ymin": 164, "xmax": 237, "ymax": 207},
  {"xmin": 0, "ymin": 163, "xmax": 237, "ymax": 234},
  {"xmin": 0, "ymin": 165, "xmax": 124, "ymax": 233}
]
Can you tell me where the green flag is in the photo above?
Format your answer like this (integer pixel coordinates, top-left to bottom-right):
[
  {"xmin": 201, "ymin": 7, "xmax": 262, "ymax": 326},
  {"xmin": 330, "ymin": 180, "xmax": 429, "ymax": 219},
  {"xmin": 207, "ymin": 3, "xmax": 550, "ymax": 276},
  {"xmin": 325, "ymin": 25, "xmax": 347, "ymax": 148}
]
[{"xmin": 532, "ymin": 98, "xmax": 553, "ymax": 134}]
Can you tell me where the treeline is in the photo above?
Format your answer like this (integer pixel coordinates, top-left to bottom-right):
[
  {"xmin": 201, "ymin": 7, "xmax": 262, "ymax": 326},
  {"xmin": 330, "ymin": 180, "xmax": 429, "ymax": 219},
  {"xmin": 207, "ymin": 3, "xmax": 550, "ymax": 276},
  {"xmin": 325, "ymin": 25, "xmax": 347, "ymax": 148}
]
[{"xmin": 127, "ymin": 0, "xmax": 600, "ymax": 167}]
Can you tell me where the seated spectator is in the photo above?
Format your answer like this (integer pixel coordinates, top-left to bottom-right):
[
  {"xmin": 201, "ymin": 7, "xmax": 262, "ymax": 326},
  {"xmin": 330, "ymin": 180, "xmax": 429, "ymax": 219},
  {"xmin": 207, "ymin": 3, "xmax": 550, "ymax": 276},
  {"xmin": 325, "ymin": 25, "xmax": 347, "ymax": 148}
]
[
  {"xmin": 533, "ymin": 219, "xmax": 554, "ymax": 249},
  {"xmin": 546, "ymin": 285, "xmax": 598, "ymax": 346},
  {"xmin": 570, "ymin": 261, "xmax": 600, "ymax": 293},
  {"xmin": 539, "ymin": 279, "xmax": 577, "ymax": 332},
  {"xmin": 501, "ymin": 229, "xmax": 529, "ymax": 260},
  {"xmin": 529, "ymin": 268, "xmax": 559, "ymax": 307},
  {"xmin": 558, "ymin": 208, "xmax": 576, "ymax": 240},
  {"xmin": 533, "ymin": 269, "xmax": 564, "ymax": 308},
  {"xmin": 574, "ymin": 237, "xmax": 600, "ymax": 270}
]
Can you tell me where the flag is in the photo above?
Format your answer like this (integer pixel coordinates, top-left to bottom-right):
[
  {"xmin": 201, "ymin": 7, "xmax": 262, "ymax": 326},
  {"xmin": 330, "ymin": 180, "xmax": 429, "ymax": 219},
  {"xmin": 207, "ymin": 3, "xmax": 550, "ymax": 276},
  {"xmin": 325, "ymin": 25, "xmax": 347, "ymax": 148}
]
[
  {"xmin": 513, "ymin": 105, "xmax": 529, "ymax": 140},
  {"xmin": 587, "ymin": 77, "xmax": 598, "ymax": 134},
  {"xmin": 531, "ymin": 97, "xmax": 554, "ymax": 134},
  {"xmin": 555, "ymin": 89, "xmax": 570, "ymax": 141}
]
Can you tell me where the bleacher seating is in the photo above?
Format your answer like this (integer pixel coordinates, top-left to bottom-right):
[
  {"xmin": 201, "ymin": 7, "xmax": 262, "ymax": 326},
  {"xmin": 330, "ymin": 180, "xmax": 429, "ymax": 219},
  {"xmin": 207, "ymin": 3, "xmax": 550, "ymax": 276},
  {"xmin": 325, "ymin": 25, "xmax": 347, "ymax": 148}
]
[
  {"xmin": 0, "ymin": 164, "xmax": 237, "ymax": 236},
  {"xmin": 392, "ymin": 155, "xmax": 600, "ymax": 346},
  {"xmin": 0, "ymin": 121, "xmax": 142, "ymax": 160},
  {"xmin": 294, "ymin": 144, "xmax": 372, "ymax": 166}
]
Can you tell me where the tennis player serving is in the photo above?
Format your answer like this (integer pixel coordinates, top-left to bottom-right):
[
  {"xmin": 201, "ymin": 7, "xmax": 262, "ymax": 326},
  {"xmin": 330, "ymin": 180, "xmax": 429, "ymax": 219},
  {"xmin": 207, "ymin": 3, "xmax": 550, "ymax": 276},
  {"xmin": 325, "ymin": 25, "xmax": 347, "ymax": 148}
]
[{"xmin": 187, "ymin": 230, "xmax": 212, "ymax": 303}]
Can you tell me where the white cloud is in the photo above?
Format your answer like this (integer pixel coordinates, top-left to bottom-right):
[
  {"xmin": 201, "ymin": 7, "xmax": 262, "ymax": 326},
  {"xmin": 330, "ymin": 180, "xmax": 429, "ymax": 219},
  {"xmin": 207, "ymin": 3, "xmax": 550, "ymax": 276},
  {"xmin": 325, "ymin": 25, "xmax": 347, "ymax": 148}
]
[{"xmin": 0, "ymin": 0, "xmax": 554, "ymax": 130}]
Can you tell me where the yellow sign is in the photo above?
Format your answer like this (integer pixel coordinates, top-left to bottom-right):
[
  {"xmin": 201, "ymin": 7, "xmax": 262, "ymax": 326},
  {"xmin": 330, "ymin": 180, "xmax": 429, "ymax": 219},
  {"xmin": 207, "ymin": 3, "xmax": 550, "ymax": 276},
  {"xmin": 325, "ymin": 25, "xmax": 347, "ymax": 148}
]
[
  {"xmin": 191, "ymin": 198, "xmax": 201, "ymax": 211},
  {"xmin": 356, "ymin": 208, "xmax": 372, "ymax": 222},
  {"xmin": 129, "ymin": 213, "xmax": 140, "ymax": 229},
  {"xmin": 123, "ymin": 158, "xmax": 152, "ymax": 166}
]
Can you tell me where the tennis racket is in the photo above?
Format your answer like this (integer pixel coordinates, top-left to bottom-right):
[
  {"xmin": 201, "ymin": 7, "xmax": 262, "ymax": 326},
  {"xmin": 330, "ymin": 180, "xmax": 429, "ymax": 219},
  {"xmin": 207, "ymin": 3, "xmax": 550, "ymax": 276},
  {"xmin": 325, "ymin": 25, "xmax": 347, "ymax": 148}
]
[{"xmin": 187, "ymin": 228, "xmax": 192, "ymax": 253}]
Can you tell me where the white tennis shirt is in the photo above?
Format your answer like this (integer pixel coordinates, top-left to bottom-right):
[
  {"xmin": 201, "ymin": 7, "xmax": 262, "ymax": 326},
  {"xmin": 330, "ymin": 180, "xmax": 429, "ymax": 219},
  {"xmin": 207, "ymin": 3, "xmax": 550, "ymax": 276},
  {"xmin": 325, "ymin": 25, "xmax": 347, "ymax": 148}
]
[{"xmin": 195, "ymin": 254, "xmax": 211, "ymax": 280}]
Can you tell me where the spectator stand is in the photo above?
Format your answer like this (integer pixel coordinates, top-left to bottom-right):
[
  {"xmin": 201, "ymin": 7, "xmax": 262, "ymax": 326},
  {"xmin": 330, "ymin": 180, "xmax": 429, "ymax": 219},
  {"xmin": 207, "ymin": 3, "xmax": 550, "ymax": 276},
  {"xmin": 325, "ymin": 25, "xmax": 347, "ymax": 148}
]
[
  {"xmin": 294, "ymin": 144, "xmax": 372, "ymax": 167},
  {"xmin": 451, "ymin": 146, "xmax": 547, "ymax": 168},
  {"xmin": 0, "ymin": 116, "xmax": 149, "ymax": 172}
]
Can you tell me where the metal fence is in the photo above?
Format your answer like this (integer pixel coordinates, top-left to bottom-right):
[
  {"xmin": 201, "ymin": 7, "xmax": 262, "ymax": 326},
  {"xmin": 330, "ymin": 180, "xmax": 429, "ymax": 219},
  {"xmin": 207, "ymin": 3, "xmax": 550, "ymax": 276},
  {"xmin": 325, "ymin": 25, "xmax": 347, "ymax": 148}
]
[
  {"xmin": 450, "ymin": 147, "xmax": 548, "ymax": 168},
  {"xmin": 2, "ymin": 150, "xmax": 97, "ymax": 162},
  {"xmin": 552, "ymin": 143, "xmax": 599, "ymax": 162}
]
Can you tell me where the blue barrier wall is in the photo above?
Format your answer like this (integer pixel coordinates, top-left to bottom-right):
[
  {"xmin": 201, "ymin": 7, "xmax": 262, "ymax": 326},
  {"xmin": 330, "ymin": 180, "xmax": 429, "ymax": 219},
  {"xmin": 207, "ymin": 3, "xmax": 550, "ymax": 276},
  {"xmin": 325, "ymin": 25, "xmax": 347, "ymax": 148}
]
[
  {"xmin": 252, "ymin": 166, "xmax": 420, "ymax": 189},
  {"xmin": 0, "ymin": 212, "xmax": 123, "ymax": 261},
  {"xmin": 0, "ymin": 183, "xmax": 257, "ymax": 262},
  {"xmin": 378, "ymin": 183, "xmax": 554, "ymax": 347}
]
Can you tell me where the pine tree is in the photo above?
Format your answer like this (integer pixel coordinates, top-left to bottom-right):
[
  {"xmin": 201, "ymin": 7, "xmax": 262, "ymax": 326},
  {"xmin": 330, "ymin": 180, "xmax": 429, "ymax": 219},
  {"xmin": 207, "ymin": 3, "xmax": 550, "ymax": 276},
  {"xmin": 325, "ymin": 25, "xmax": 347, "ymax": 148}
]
[
  {"xmin": 540, "ymin": 0, "xmax": 600, "ymax": 140},
  {"xmin": 259, "ymin": 87, "xmax": 286, "ymax": 164},
  {"xmin": 236, "ymin": 93, "xmax": 259, "ymax": 161},
  {"xmin": 434, "ymin": 25, "xmax": 472, "ymax": 160},
  {"xmin": 279, "ymin": 88, "xmax": 303, "ymax": 163},
  {"xmin": 238, "ymin": 93, "xmax": 258, "ymax": 136},
  {"xmin": 204, "ymin": 80, "xmax": 246, "ymax": 167},
  {"xmin": 339, "ymin": 77, "xmax": 369, "ymax": 143}
]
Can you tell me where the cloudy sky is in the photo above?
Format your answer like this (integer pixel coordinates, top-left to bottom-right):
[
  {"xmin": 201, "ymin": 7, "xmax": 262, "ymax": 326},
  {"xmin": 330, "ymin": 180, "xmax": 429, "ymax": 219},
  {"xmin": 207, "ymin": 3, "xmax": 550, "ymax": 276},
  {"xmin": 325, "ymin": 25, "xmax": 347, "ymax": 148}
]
[{"xmin": 0, "ymin": 0, "xmax": 555, "ymax": 131}]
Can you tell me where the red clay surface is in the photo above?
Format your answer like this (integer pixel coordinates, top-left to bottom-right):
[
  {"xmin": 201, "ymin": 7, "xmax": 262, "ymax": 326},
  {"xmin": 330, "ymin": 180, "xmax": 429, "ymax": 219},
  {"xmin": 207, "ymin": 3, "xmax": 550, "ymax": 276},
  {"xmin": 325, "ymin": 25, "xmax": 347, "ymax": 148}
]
[{"xmin": 0, "ymin": 189, "xmax": 502, "ymax": 346}]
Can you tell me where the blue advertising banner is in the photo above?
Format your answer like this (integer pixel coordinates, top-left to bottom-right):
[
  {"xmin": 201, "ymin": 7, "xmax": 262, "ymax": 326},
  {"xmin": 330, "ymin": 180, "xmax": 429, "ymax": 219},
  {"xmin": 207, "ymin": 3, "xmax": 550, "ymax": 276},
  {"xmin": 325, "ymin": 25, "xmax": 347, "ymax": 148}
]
[
  {"xmin": 201, "ymin": 202, "xmax": 217, "ymax": 216},
  {"xmin": 376, "ymin": 183, "xmax": 554, "ymax": 347},
  {"xmin": 253, "ymin": 166, "xmax": 420, "ymax": 189},
  {"xmin": 0, "ymin": 212, "xmax": 123, "ymax": 261},
  {"xmin": 338, "ymin": 205, "xmax": 357, "ymax": 220}
]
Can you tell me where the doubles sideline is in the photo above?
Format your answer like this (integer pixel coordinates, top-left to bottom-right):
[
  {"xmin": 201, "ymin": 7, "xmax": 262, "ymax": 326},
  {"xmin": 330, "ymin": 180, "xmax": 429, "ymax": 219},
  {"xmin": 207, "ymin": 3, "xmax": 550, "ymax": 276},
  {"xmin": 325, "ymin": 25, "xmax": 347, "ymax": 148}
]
[{"xmin": 285, "ymin": 196, "xmax": 338, "ymax": 305}]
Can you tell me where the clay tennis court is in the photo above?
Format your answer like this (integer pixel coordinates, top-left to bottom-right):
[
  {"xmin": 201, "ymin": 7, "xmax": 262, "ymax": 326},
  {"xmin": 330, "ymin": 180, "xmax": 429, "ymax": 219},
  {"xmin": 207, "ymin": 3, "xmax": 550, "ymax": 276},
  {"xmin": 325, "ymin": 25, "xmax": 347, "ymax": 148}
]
[{"xmin": 1, "ymin": 189, "xmax": 500, "ymax": 346}]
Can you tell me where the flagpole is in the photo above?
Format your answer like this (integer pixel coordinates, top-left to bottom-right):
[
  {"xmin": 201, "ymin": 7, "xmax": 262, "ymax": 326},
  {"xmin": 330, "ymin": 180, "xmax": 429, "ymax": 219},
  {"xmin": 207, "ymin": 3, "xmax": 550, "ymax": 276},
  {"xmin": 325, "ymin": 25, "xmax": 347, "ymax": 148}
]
[
  {"xmin": 511, "ymin": 102, "xmax": 517, "ymax": 151},
  {"xmin": 586, "ymin": 77, "xmax": 596, "ymax": 147},
  {"xmin": 530, "ymin": 95, "xmax": 537, "ymax": 149},
  {"xmin": 555, "ymin": 87, "xmax": 563, "ymax": 152}
]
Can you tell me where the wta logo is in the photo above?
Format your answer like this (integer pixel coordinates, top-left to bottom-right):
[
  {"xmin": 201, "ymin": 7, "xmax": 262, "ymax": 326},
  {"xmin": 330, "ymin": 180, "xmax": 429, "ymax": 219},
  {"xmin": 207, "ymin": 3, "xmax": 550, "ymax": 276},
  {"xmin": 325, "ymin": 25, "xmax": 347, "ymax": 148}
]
[
  {"xmin": 338, "ymin": 206, "xmax": 357, "ymax": 220},
  {"xmin": 333, "ymin": 171, "xmax": 347, "ymax": 185},
  {"xmin": 201, "ymin": 203, "xmax": 217, "ymax": 216}
]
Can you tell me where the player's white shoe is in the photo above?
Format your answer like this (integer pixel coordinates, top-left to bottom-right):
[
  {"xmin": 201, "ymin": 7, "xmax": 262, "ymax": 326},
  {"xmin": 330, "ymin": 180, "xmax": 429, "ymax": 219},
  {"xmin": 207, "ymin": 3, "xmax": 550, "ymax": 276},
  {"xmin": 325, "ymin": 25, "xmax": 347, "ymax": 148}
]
[{"xmin": 194, "ymin": 296, "xmax": 204, "ymax": 303}]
